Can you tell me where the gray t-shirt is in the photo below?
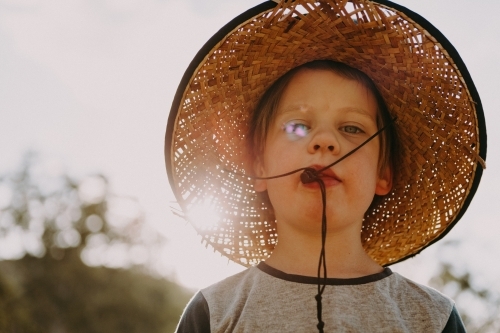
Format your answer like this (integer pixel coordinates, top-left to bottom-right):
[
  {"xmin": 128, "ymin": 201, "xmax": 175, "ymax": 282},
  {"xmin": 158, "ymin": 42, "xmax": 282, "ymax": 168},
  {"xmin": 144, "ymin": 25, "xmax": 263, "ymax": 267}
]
[{"xmin": 176, "ymin": 262, "xmax": 465, "ymax": 332}]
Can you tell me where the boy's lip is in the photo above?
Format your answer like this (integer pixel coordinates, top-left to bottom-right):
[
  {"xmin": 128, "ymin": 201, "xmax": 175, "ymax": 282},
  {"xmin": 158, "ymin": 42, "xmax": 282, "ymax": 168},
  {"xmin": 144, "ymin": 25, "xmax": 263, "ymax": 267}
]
[{"xmin": 302, "ymin": 164, "xmax": 341, "ymax": 188}]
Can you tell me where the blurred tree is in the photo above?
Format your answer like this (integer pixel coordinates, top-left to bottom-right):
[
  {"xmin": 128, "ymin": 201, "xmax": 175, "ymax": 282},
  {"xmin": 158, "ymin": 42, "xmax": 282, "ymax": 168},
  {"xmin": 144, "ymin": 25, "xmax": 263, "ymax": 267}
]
[
  {"xmin": 0, "ymin": 153, "xmax": 192, "ymax": 333},
  {"xmin": 430, "ymin": 241, "xmax": 500, "ymax": 333}
]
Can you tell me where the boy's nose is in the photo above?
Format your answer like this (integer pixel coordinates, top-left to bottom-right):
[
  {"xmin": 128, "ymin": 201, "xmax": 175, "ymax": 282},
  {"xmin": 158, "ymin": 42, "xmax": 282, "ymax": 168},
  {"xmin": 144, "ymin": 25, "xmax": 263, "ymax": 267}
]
[
  {"xmin": 307, "ymin": 129, "xmax": 339, "ymax": 154},
  {"xmin": 314, "ymin": 144, "xmax": 334, "ymax": 151}
]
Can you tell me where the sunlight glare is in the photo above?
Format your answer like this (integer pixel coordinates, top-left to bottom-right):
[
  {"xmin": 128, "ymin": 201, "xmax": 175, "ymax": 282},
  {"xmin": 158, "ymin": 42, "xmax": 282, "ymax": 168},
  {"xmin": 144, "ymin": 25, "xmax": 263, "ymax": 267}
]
[{"xmin": 187, "ymin": 197, "xmax": 220, "ymax": 231}]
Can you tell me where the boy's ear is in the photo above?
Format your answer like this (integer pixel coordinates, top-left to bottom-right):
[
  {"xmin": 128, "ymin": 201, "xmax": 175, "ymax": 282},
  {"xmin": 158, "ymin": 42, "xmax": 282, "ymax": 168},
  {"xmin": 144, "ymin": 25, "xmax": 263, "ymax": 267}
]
[
  {"xmin": 253, "ymin": 158, "xmax": 267, "ymax": 192},
  {"xmin": 375, "ymin": 166, "xmax": 392, "ymax": 195}
]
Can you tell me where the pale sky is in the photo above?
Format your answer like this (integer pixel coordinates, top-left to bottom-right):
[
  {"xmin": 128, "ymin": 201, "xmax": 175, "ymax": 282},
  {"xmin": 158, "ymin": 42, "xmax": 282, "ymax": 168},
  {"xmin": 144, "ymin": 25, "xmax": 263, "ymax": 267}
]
[{"xmin": 1, "ymin": 0, "xmax": 499, "ymax": 292}]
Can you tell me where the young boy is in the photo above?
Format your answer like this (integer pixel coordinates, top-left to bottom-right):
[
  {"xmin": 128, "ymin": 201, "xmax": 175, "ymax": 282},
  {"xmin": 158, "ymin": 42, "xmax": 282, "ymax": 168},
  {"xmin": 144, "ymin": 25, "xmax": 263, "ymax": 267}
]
[{"xmin": 165, "ymin": 1, "xmax": 486, "ymax": 332}]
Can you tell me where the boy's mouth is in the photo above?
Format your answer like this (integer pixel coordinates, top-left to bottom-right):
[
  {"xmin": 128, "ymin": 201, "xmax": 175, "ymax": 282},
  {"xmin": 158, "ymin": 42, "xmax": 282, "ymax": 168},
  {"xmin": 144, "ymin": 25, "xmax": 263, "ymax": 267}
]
[{"xmin": 302, "ymin": 164, "xmax": 341, "ymax": 188}]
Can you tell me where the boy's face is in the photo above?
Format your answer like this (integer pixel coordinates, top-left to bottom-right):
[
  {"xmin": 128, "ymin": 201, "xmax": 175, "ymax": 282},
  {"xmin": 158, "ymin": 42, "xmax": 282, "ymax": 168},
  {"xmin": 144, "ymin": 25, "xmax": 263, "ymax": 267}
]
[{"xmin": 254, "ymin": 69, "xmax": 392, "ymax": 234}]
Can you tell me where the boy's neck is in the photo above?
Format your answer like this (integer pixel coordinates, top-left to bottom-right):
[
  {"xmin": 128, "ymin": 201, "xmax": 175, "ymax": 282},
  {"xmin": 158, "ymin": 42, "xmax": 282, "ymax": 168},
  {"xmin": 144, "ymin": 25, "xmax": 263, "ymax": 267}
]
[{"xmin": 264, "ymin": 223, "xmax": 383, "ymax": 278}]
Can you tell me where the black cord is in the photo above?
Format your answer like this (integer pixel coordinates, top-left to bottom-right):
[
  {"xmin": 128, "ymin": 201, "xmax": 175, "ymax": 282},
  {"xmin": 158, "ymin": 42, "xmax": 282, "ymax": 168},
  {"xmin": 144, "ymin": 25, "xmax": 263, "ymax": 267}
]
[
  {"xmin": 224, "ymin": 117, "xmax": 396, "ymax": 332},
  {"xmin": 318, "ymin": 178, "xmax": 327, "ymax": 332}
]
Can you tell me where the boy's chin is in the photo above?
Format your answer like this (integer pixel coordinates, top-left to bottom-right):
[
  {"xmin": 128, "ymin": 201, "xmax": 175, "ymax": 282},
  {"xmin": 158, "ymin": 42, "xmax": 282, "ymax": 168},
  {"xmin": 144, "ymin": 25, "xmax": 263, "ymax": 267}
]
[{"xmin": 287, "ymin": 205, "xmax": 364, "ymax": 227}]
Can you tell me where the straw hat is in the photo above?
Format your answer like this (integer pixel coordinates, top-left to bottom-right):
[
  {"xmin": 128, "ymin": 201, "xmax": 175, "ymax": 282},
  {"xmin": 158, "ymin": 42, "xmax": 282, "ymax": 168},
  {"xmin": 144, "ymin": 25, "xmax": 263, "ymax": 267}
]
[{"xmin": 165, "ymin": 0, "xmax": 487, "ymax": 267}]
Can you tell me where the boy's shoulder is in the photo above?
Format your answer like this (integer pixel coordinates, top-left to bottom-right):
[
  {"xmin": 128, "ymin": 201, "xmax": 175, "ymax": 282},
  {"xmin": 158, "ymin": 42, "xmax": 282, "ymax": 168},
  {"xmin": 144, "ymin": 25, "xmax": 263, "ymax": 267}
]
[
  {"xmin": 201, "ymin": 265, "xmax": 263, "ymax": 300},
  {"xmin": 380, "ymin": 272, "xmax": 456, "ymax": 331},
  {"xmin": 388, "ymin": 271, "xmax": 454, "ymax": 309}
]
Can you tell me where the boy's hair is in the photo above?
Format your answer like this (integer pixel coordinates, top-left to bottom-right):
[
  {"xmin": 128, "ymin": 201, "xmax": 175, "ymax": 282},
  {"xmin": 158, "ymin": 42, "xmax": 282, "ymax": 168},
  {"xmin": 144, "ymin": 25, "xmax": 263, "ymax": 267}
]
[{"xmin": 248, "ymin": 60, "xmax": 401, "ymax": 184}]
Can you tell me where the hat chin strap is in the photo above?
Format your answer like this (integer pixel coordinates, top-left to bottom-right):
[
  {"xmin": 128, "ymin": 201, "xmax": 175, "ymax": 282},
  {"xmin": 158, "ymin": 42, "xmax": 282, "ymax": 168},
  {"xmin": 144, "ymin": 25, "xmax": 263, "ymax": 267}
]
[
  {"xmin": 228, "ymin": 118, "xmax": 395, "ymax": 332},
  {"xmin": 299, "ymin": 120, "xmax": 394, "ymax": 333}
]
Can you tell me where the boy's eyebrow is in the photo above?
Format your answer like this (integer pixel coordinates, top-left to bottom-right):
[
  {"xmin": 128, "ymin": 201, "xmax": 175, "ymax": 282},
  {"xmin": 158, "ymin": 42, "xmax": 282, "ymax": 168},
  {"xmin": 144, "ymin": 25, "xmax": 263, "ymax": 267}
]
[
  {"xmin": 279, "ymin": 104, "xmax": 376, "ymax": 121},
  {"xmin": 344, "ymin": 108, "xmax": 377, "ymax": 121}
]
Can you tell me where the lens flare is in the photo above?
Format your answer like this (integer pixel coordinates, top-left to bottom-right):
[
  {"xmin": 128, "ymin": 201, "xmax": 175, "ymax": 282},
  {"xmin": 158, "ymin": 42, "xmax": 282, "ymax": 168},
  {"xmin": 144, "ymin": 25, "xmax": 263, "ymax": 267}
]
[{"xmin": 187, "ymin": 197, "xmax": 220, "ymax": 231}]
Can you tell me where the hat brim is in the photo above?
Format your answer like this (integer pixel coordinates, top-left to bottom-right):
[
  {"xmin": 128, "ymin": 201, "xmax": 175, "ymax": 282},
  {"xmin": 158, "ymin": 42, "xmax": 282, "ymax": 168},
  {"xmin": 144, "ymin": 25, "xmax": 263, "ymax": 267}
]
[{"xmin": 166, "ymin": 0, "xmax": 487, "ymax": 267}]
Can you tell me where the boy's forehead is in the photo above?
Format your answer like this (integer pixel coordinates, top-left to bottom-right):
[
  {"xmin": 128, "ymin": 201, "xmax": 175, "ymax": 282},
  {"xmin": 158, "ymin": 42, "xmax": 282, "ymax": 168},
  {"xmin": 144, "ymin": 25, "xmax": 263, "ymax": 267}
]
[{"xmin": 276, "ymin": 69, "xmax": 378, "ymax": 120}]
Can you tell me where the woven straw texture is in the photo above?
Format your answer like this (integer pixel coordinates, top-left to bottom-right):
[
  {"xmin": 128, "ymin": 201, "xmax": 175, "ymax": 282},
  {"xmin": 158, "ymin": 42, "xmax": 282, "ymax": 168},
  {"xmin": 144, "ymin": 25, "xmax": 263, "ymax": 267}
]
[{"xmin": 167, "ymin": 0, "xmax": 484, "ymax": 267}]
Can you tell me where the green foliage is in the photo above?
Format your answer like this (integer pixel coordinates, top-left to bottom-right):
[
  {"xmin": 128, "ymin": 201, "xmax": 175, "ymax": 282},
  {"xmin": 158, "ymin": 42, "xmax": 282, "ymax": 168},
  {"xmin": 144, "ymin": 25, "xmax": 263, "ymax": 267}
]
[
  {"xmin": 430, "ymin": 243, "xmax": 500, "ymax": 333},
  {"xmin": 0, "ymin": 153, "xmax": 192, "ymax": 332},
  {"xmin": 0, "ymin": 270, "xmax": 38, "ymax": 333},
  {"xmin": 0, "ymin": 152, "xmax": 149, "ymax": 262},
  {"xmin": 0, "ymin": 250, "xmax": 191, "ymax": 333}
]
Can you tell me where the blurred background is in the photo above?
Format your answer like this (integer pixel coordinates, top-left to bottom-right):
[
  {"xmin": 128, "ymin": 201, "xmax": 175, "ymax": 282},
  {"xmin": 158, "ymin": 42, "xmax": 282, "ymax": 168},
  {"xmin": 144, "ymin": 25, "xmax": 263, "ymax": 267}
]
[{"xmin": 0, "ymin": 0, "xmax": 498, "ymax": 332}]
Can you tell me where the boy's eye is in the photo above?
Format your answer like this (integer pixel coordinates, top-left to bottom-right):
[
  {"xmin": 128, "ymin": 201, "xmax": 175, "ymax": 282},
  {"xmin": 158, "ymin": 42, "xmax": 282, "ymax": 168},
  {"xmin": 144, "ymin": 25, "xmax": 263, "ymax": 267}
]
[
  {"xmin": 282, "ymin": 121, "xmax": 310, "ymax": 139},
  {"xmin": 341, "ymin": 125, "xmax": 363, "ymax": 134}
]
